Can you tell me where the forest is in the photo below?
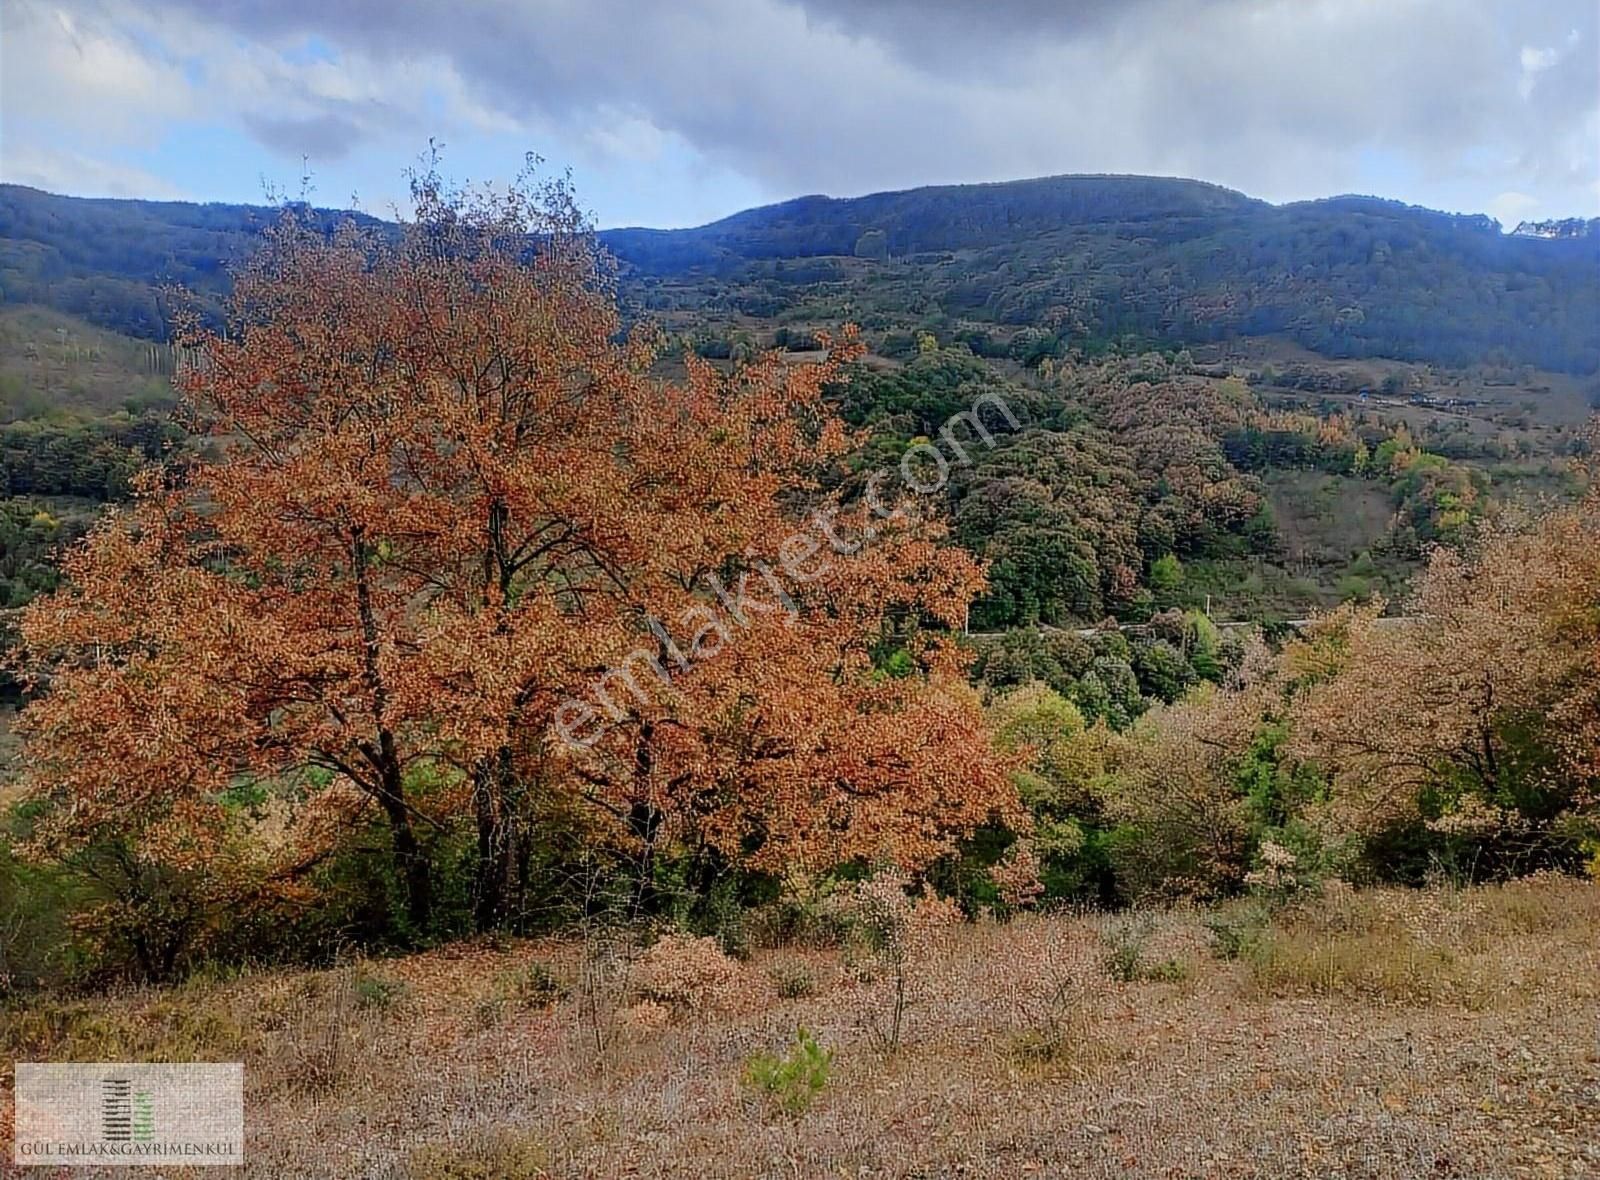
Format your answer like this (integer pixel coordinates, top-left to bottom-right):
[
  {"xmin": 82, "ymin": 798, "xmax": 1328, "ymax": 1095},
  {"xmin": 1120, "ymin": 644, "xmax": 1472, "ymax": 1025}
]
[
  {"xmin": 1, "ymin": 171, "xmax": 1598, "ymax": 1178},
  {"xmin": 1, "ymin": 170, "xmax": 1594, "ymax": 975},
  {"xmin": 5, "ymin": 175, "xmax": 1600, "ymax": 373}
]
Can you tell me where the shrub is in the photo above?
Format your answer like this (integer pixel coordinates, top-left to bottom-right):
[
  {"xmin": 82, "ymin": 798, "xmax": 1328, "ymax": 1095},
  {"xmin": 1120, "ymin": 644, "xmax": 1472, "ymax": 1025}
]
[
  {"xmin": 829, "ymin": 871, "xmax": 960, "ymax": 1053},
  {"xmin": 631, "ymin": 933, "xmax": 742, "ymax": 1012},
  {"xmin": 1205, "ymin": 901, "xmax": 1271, "ymax": 961},
  {"xmin": 1096, "ymin": 914, "xmax": 1188, "ymax": 983},
  {"xmin": 352, "ymin": 970, "xmax": 408, "ymax": 1012},
  {"xmin": 272, "ymin": 969, "xmax": 360, "ymax": 1093},
  {"xmin": 500, "ymin": 960, "xmax": 566, "ymax": 1008},
  {"xmin": 1218, "ymin": 883, "xmax": 1521, "ymax": 1006},
  {"xmin": 990, "ymin": 842, "xmax": 1046, "ymax": 914},
  {"xmin": 1005, "ymin": 964, "xmax": 1087, "ymax": 1067},
  {"xmin": 1100, "ymin": 914, "xmax": 1153, "ymax": 982},
  {"xmin": 742, "ymin": 1027, "xmax": 832, "ymax": 1116},
  {"xmin": 404, "ymin": 1127, "xmax": 549, "ymax": 1180},
  {"xmin": 1140, "ymin": 956, "xmax": 1187, "ymax": 982},
  {"xmin": 744, "ymin": 871, "xmax": 848, "ymax": 949},
  {"xmin": 769, "ymin": 963, "xmax": 818, "ymax": 1000},
  {"xmin": 0, "ymin": 836, "xmax": 82, "ymax": 994}
]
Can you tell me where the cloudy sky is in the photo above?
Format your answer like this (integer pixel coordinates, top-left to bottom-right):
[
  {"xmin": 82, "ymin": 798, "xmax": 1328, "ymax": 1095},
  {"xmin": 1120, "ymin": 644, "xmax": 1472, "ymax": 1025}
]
[{"xmin": 2, "ymin": 0, "xmax": 1596, "ymax": 228}]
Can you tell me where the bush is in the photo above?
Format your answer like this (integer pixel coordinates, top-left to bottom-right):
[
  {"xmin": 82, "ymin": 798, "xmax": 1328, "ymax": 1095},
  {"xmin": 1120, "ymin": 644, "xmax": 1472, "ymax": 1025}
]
[
  {"xmin": 829, "ymin": 871, "xmax": 960, "ymax": 1053},
  {"xmin": 500, "ymin": 960, "xmax": 567, "ymax": 1008},
  {"xmin": 1098, "ymin": 914, "xmax": 1187, "ymax": 982},
  {"xmin": 352, "ymin": 970, "xmax": 408, "ymax": 1012},
  {"xmin": 744, "ymin": 872, "xmax": 849, "ymax": 949},
  {"xmin": 1205, "ymin": 901, "xmax": 1271, "ymax": 961},
  {"xmin": 742, "ymin": 1027, "xmax": 832, "ymax": 1116},
  {"xmin": 769, "ymin": 963, "xmax": 818, "ymax": 1000},
  {"xmin": 631, "ymin": 933, "xmax": 742, "ymax": 1012},
  {"xmin": 1100, "ymin": 914, "xmax": 1153, "ymax": 982},
  {"xmin": 404, "ymin": 1128, "xmax": 549, "ymax": 1180},
  {"xmin": 1004, "ymin": 962, "xmax": 1090, "ymax": 1068},
  {"xmin": 0, "ymin": 836, "xmax": 83, "ymax": 994}
]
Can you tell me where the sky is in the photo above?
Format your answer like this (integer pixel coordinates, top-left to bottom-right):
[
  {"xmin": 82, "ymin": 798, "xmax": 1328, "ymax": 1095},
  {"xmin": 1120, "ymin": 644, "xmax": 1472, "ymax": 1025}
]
[{"xmin": 2, "ymin": 0, "xmax": 1597, "ymax": 230}]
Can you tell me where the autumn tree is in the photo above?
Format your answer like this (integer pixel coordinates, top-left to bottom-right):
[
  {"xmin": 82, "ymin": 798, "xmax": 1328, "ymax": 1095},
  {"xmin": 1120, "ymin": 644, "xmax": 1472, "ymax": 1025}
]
[
  {"xmin": 16, "ymin": 165, "xmax": 1017, "ymax": 950},
  {"xmin": 1095, "ymin": 637, "xmax": 1289, "ymax": 899},
  {"xmin": 986, "ymin": 681, "xmax": 1110, "ymax": 898},
  {"xmin": 1290, "ymin": 496, "xmax": 1600, "ymax": 870}
]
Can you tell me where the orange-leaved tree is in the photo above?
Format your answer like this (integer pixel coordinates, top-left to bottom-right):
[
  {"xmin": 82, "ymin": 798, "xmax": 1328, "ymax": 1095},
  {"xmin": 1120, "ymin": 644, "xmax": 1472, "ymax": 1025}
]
[
  {"xmin": 17, "ymin": 166, "xmax": 1016, "ymax": 949},
  {"xmin": 1289, "ymin": 490, "xmax": 1600, "ymax": 867}
]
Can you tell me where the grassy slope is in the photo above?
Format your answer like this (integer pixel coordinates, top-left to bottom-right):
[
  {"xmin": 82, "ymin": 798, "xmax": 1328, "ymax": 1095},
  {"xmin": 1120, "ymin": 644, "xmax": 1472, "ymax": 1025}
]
[
  {"xmin": 3, "ymin": 875, "xmax": 1596, "ymax": 1178},
  {"xmin": 0, "ymin": 304, "xmax": 175, "ymax": 420}
]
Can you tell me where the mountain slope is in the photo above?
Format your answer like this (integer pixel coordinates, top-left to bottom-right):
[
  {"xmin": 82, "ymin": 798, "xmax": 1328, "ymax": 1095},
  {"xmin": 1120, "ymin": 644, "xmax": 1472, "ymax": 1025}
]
[
  {"xmin": 601, "ymin": 174, "xmax": 1264, "ymax": 270},
  {"xmin": 1, "ymin": 177, "xmax": 1596, "ymax": 373}
]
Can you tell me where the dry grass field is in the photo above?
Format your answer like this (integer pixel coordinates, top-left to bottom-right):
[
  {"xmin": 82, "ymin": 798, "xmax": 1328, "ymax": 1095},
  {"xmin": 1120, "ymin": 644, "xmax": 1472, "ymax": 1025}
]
[{"xmin": 3, "ymin": 874, "xmax": 1597, "ymax": 1179}]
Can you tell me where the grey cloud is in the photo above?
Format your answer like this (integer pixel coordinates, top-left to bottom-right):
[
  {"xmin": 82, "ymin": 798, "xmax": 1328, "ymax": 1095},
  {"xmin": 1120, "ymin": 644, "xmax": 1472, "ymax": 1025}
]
[
  {"xmin": 792, "ymin": 0, "xmax": 1246, "ymax": 76},
  {"xmin": 242, "ymin": 111, "xmax": 371, "ymax": 160},
  {"xmin": 20, "ymin": 0, "xmax": 1600, "ymax": 216}
]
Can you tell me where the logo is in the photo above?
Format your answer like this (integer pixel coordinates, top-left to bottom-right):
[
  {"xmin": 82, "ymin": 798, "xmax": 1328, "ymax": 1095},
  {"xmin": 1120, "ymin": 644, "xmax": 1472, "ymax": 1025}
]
[
  {"xmin": 100, "ymin": 1075, "xmax": 156, "ymax": 1142},
  {"xmin": 14, "ymin": 1063, "xmax": 243, "ymax": 1167}
]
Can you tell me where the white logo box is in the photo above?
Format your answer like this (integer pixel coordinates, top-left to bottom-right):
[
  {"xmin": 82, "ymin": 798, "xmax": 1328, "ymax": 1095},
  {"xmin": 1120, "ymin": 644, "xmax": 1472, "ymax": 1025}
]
[{"xmin": 14, "ymin": 1062, "xmax": 244, "ymax": 1167}]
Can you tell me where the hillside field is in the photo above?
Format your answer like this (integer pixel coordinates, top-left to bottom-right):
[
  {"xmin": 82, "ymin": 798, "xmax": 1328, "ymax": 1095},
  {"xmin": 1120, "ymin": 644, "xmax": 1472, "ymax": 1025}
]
[{"xmin": 3, "ymin": 875, "xmax": 1596, "ymax": 1179}]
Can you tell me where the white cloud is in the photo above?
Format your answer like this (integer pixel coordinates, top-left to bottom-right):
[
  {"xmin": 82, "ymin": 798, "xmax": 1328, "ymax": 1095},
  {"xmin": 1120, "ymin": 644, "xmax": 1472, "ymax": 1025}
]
[
  {"xmin": 0, "ymin": 143, "xmax": 188, "ymax": 198},
  {"xmin": 1, "ymin": 0, "xmax": 1596, "ymax": 219},
  {"xmin": 1485, "ymin": 190, "xmax": 1540, "ymax": 226},
  {"xmin": 0, "ymin": 1, "xmax": 192, "ymax": 142}
]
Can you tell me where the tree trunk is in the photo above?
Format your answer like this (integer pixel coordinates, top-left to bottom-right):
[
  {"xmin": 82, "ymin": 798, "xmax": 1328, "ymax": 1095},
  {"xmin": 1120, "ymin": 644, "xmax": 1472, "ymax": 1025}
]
[
  {"xmin": 377, "ymin": 768, "xmax": 432, "ymax": 931},
  {"xmin": 472, "ymin": 746, "xmax": 518, "ymax": 932},
  {"xmin": 472, "ymin": 500, "xmax": 531, "ymax": 933},
  {"xmin": 351, "ymin": 526, "xmax": 432, "ymax": 933}
]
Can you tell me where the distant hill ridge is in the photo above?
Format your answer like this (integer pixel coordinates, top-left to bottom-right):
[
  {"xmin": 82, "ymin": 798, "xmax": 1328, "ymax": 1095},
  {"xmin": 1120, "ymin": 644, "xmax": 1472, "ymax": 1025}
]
[
  {"xmin": 602, "ymin": 174, "xmax": 1263, "ymax": 264},
  {"xmin": 1, "ymin": 175, "xmax": 1596, "ymax": 373}
]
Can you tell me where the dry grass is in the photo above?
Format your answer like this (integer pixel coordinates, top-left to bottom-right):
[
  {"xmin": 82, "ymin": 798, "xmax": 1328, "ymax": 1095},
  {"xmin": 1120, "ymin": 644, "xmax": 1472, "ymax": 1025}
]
[{"xmin": 3, "ymin": 876, "xmax": 1598, "ymax": 1178}]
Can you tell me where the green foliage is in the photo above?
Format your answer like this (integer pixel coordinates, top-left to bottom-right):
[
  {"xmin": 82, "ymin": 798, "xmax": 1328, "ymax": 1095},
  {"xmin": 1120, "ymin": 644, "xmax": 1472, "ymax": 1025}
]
[
  {"xmin": 3, "ymin": 172, "xmax": 1591, "ymax": 993},
  {"xmin": 403, "ymin": 1129, "xmax": 549, "ymax": 1180},
  {"xmin": 1099, "ymin": 915, "xmax": 1145, "ymax": 981},
  {"xmin": 1132, "ymin": 638, "xmax": 1196, "ymax": 703},
  {"xmin": 611, "ymin": 178, "xmax": 1598, "ymax": 372},
  {"xmin": 769, "ymin": 963, "xmax": 819, "ymax": 1000},
  {"xmin": 0, "ymin": 499, "xmax": 78, "ymax": 619},
  {"xmin": 20, "ymin": 175, "xmax": 1598, "ymax": 375},
  {"xmin": 745, "ymin": 876, "xmax": 850, "ymax": 950},
  {"xmin": 1204, "ymin": 900, "xmax": 1272, "ymax": 961},
  {"xmin": 1071, "ymin": 655, "xmax": 1146, "ymax": 729},
  {"xmin": 835, "ymin": 349, "xmax": 1032, "ymax": 439},
  {"xmin": 1148, "ymin": 553, "xmax": 1184, "ymax": 605},
  {"xmin": 1097, "ymin": 915, "xmax": 1188, "ymax": 982},
  {"xmin": 1236, "ymin": 722, "xmax": 1322, "ymax": 829},
  {"xmin": 655, "ymin": 861, "xmax": 755, "ymax": 959},
  {"xmin": 500, "ymin": 960, "xmax": 567, "ymax": 1008},
  {"xmin": 0, "ymin": 415, "xmax": 178, "ymax": 499},
  {"xmin": 0, "ymin": 826, "xmax": 88, "ymax": 993},
  {"xmin": 952, "ymin": 426, "xmax": 1145, "ymax": 629},
  {"xmin": 1184, "ymin": 611, "xmax": 1224, "ymax": 681},
  {"xmin": 352, "ymin": 970, "xmax": 409, "ymax": 1011},
  {"xmin": 985, "ymin": 682, "xmax": 1120, "ymax": 903},
  {"xmin": 853, "ymin": 229, "xmax": 888, "ymax": 260},
  {"xmin": 970, "ymin": 627, "xmax": 1093, "ymax": 695},
  {"xmin": 742, "ymin": 1026, "xmax": 832, "ymax": 1116}
]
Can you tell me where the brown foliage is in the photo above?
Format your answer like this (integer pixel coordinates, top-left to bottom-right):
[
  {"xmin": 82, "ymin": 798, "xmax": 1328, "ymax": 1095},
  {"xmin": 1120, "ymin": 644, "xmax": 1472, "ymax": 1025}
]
[
  {"xmin": 1289, "ymin": 493, "xmax": 1600, "ymax": 840},
  {"xmin": 14, "ymin": 169, "xmax": 1014, "ymax": 948}
]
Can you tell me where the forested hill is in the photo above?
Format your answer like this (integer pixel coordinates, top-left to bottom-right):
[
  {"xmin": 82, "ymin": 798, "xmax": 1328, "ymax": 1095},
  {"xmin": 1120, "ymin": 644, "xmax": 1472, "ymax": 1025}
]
[
  {"xmin": 600, "ymin": 174, "xmax": 1263, "ymax": 264},
  {"xmin": 2, "ymin": 175, "xmax": 1598, "ymax": 372}
]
